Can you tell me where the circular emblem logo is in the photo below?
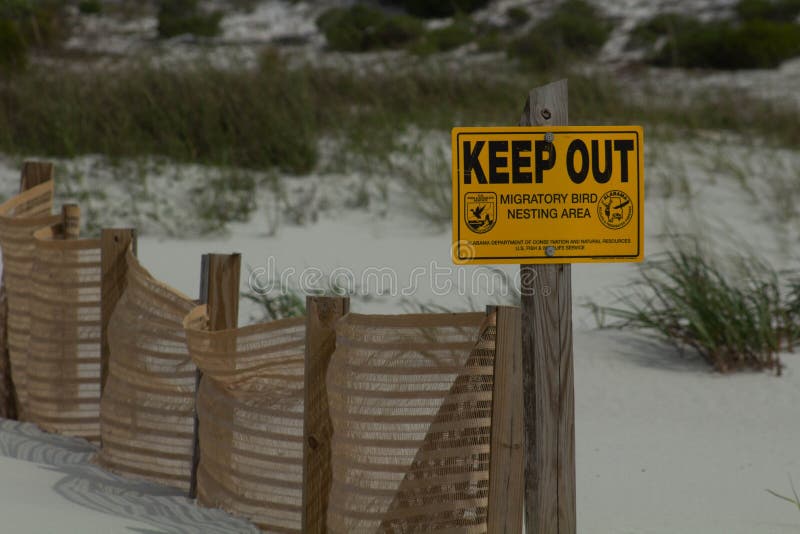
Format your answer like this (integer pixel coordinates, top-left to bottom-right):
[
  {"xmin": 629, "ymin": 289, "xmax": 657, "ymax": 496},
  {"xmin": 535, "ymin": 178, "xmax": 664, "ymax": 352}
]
[{"xmin": 597, "ymin": 190, "xmax": 633, "ymax": 230}]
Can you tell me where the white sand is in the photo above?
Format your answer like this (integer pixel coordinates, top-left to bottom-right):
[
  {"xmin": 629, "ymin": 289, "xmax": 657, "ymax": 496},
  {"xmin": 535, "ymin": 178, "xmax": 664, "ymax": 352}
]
[
  {"xmin": 0, "ymin": 419, "xmax": 258, "ymax": 533},
  {"xmin": 575, "ymin": 331, "xmax": 800, "ymax": 533}
]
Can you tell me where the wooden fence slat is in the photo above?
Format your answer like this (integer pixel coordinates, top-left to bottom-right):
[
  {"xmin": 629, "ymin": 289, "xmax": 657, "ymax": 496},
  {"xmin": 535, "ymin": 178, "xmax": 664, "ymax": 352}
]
[
  {"xmin": 189, "ymin": 253, "xmax": 241, "ymax": 499},
  {"xmin": 302, "ymin": 296, "xmax": 349, "ymax": 533},
  {"xmin": 19, "ymin": 161, "xmax": 54, "ymax": 192},
  {"xmin": 487, "ymin": 305, "xmax": 525, "ymax": 533},
  {"xmin": 519, "ymin": 79, "xmax": 576, "ymax": 534},
  {"xmin": 100, "ymin": 229, "xmax": 137, "ymax": 396}
]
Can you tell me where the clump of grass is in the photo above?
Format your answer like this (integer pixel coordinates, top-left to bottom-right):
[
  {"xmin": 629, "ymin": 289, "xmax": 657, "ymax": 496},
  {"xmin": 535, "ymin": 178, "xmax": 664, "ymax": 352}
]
[
  {"xmin": 242, "ymin": 265, "xmax": 370, "ymax": 322},
  {"xmin": 78, "ymin": 0, "xmax": 102, "ymax": 15},
  {"xmin": 242, "ymin": 287, "xmax": 306, "ymax": 322},
  {"xmin": 506, "ymin": 6, "xmax": 531, "ymax": 28},
  {"xmin": 766, "ymin": 476, "xmax": 800, "ymax": 511},
  {"xmin": 0, "ymin": 0, "xmax": 70, "ymax": 73},
  {"xmin": 384, "ymin": 0, "xmax": 490, "ymax": 19},
  {"xmin": 410, "ymin": 15, "xmax": 474, "ymax": 55},
  {"xmin": 1, "ymin": 0, "xmax": 69, "ymax": 48},
  {"xmin": 590, "ymin": 241, "xmax": 799, "ymax": 373},
  {"xmin": 0, "ymin": 54, "xmax": 316, "ymax": 172},
  {"xmin": 157, "ymin": 0, "xmax": 222, "ymax": 39},
  {"xmin": 0, "ymin": 18, "xmax": 27, "ymax": 73},
  {"xmin": 316, "ymin": 5, "xmax": 423, "ymax": 52},
  {"xmin": 737, "ymin": 0, "xmax": 800, "ymax": 22},
  {"xmin": 630, "ymin": 7, "xmax": 800, "ymax": 69},
  {"xmin": 189, "ymin": 169, "xmax": 257, "ymax": 233},
  {"xmin": 386, "ymin": 135, "xmax": 451, "ymax": 225},
  {"xmin": 508, "ymin": 0, "xmax": 612, "ymax": 70}
]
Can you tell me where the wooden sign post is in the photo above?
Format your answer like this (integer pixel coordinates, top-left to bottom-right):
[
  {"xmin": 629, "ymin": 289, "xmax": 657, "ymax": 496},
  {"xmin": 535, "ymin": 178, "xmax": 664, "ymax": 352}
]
[
  {"xmin": 451, "ymin": 78, "xmax": 644, "ymax": 531},
  {"xmin": 518, "ymin": 79, "xmax": 576, "ymax": 534}
]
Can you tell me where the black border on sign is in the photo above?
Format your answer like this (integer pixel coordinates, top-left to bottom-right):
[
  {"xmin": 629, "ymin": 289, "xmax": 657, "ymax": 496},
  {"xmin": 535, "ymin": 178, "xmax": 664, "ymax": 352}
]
[{"xmin": 455, "ymin": 128, "xmax": 642, "ymax": 261}]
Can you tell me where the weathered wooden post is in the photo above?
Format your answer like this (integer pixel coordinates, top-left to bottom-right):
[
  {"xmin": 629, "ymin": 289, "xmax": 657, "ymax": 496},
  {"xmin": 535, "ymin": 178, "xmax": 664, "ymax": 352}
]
[
  {"xmin": 100, "ymin": 228, "xmax": 137, "ymax": 395},
  {"xmin": 61, "ymin": 204, "xmax": 81, "ymax": 239},
  {"xmin": 189, "ymin": 253, "xmax": 241, "ymax": 499},
  {"xmin": 487, "ymin": 305, "xmax": 525, "ymax": 532},
  {"xmin": 0, "ymin": 161, "xmax": 56, "ymax": 419},
  {"xmin": 518, "ymin": 80, "xmax": 576, "ymax": 534},
  {"xmin": 19, "ymin": 161, "xmax": 54, "ymax": 192},
  {"xmin": 302, "ymin": 295, "xmax": 349, "ymax": 533},
  {"xmin": 451, "ymin": 79, "xmax": 644, "ymax": 533}
]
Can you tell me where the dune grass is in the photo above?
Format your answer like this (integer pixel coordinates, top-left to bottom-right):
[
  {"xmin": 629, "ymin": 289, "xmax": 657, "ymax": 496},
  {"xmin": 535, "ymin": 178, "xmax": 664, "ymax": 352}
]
[
  {"xmin": 508, "ymin": 0, "xmax": 612, "ymax": 70},
  {"xmin": 241, "ymin": 287, "xmax": 305, "ymax": 322},
  {"xmin": 766, "ymin": 476, "xmax": 800, "ymax": 511},
  {"xmin": 630, "ymin": 0, "xmax": 800, "ymax": 70},
  {"xmin": 0, "ymin": 55, "xmax": 317, "ymax": 173},
  {"xmin": 590, "ymin": 240, "xmax": 799, "ymax": 373},
  {"xmin": 0, "ymin": 50, "xmax": 798, "ymax": 176}
]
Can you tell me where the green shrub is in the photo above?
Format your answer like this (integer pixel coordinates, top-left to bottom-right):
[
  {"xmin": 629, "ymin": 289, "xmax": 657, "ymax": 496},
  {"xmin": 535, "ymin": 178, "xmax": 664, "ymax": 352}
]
[
  {"xmin": 633, "ymin": 12, "xmax": 800, "ymax": 69},
  {"xmin": 157, "ymin": 0, "xmax": 222, "ymax": 38},
  {"xmin": 410, "ymin": 16, "xmax": 473, "ymax": 54},
  {"xmin": 508, "ymin": 0, "xmax": 612, "ymax": 70},
  {"xmin": 627, "ymin": 13, "xmax": 693, "ymax": 52},
  {"xmin": 476, "ymin": 27, "xmax": 503, "ymax": 51},
  {"xmin": 590, "ymin": 241, "xmax": 798, "ymax": 373},
  {"xmin": 384, "ymin": 0, "xmax": 490, "ymax": 19},
  {"xmin": 316, "ymin": 5, "xmax": 424, "ymax": 52},
  {"xmin": 507, "ymin": 6, "xmax": 531, "ymax": 27},
  {"xmin": 0, "ymin": 0, "xmax": 68, "ymax": 49},
  {"xmin": 78, "ymin": 0, "xmax": 102, "ymax": 15},
  {"xmin": 737, "ymin": 0, "xmax": 800, "ymax": 21},
  {"xmin": 0, "ymin": 18, "xmax": 27, "ymax": 73}
]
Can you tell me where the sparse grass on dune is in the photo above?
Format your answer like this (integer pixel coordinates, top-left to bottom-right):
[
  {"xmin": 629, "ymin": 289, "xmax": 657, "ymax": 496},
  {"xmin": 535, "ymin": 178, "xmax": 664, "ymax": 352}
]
[
  {"xmin": 0, "ymin": 51, "xmax": 799, "ymax": 175},
  {"xmin": 0, "ymin": 54, "xmax": 317, "ymax": 173},
  {"xmin": 767, "ymin": 476, "xmax": 800, "ymax": 511},
  {"xmin": 590, "ymin": 240, "xmax": 800, "ymax": 373}
]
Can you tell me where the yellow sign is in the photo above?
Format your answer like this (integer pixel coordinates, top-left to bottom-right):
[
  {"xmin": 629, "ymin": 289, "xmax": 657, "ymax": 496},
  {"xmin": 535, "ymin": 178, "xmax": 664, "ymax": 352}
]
[{"xmin": 451, "ymin": 126, "xmax": 644, "ymax": 264}]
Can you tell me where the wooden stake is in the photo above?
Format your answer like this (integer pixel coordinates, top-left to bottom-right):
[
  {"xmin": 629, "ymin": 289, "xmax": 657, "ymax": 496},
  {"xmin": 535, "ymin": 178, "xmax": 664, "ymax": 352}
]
[
  {"xmin": 61, "ymin": 204, "xmax": 80, "ymax": 239},
  {"xmin": 302, "ymin": 296, "xmax": 349, "ymax": 533},
  {"xmin": 487, "ymin": 305, "xmax": 525, "ymax": 533},
  {"xmin": 100, "ymin": 229, "xmax": 137, "ymax": 395},
  {"xmin": 189, "ymin": 253, "xmax": 241, "ymax": 499},
  {"xmin": 19, "ymin": 161, "xmax": 54, "ymax": 192},
  {"xmin": 519, "ymin": 79, "xmax": 576, "ymax": 534},
  {"xmin": 0, "ymin": 161, "xmax": 56, "ymax": 419},
  {"xmin": 201, "ymin": 254, "xmax": 241, "ymax": 331}
]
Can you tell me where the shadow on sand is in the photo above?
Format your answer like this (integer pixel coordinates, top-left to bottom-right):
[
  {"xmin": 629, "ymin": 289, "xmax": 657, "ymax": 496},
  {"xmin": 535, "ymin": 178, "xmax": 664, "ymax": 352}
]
[
  {"xmin": 592, "ymin": 330, "xmax": 711, "ymax": 373},
  {"xmin": 0, "ymin": 418, "xmax": 258, "ymax": 533}
]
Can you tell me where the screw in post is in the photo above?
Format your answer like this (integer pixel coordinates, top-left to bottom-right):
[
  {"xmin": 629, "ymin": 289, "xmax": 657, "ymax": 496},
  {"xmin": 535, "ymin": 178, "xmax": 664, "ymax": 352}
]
[
  {"xmin": 545, "ymin": 246, "xmax": 556, "ymax": 257},
  {"xmin": 544, "ymin": 132, "xmax": 554, "ymax": 143}
]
